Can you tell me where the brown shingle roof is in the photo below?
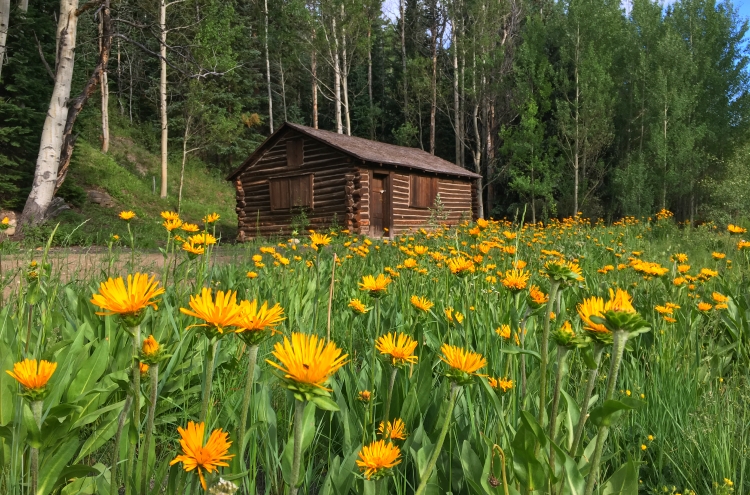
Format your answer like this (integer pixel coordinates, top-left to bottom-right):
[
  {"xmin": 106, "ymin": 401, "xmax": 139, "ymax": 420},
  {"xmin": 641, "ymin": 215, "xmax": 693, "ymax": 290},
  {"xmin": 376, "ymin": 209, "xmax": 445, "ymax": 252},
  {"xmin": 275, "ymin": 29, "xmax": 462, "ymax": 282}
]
[{"xmin": 227, "ymin": 122, "xmax": 481, "ymax": 180}]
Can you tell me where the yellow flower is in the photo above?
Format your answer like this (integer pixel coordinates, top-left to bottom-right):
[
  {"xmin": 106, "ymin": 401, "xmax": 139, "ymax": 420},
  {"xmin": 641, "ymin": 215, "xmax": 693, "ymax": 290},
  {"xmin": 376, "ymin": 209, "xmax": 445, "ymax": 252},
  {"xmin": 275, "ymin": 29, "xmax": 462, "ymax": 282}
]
[
  {"xmin": 578, "ymin": 296, "xmax": 608, "ymax": 333},
  {"xmin": 712, "ymin": 252, "xmax": 726, "ymax": 260},
  {"xmin": 641, "ymin": 444, "xmax": 647, "ymax": 451},
  {"xmin": 677, "ymin": 264, "xmax": 691, "ymax": 273},
  {"xmin": 310, "ymin": 232, "xmax": 332, "ymax": 247},
  {"xmin": 1, "ymin": 216, "xmax": 9, "ymax": 225},
  {"xmin": 163, "ymin": 218, "xmax": 183, "ymax": 232},
  {"xmin": 359, "ymin": 274, "xmax": 392, "ymax": 295},
  {"xmin": 142, "ymin": 335, "xmax": 160, "ymax": 358},
  {"xmin": 672, "ymin": 253, "xmax": 688, "ymax": 263},
  {"xmin": 161, "ymin": 211, "xmax": 180, "ymax": 221},
  {"xmin": 348, "ymin": 298, "xmax": 369, "ymax": 314},
  {"xmin": 647, "ymin": 435, "xmax": 654, "ymax": 441},
  {"xmin": 495, "ymin": 324, "xmax": 511, "ymax": 339},
  {"xmin": 182, "ymin": 241, "xmax": 205, "ymax": 256},
  {"xmin": 502, "ymin": 269, "xmax": 530, "ymax": 291},
  {"xmin": 378, "ymin": 418, "xmax": 408, "ymax": 440},
  {"xmin": 190, "ymin": 233, "xmax": 217, "ymax": 246},
  {"xmin": 203, "ymin": 212, "xmax": 220, "ymax": 224},
  {"xmin": 697, "ymin": 302, "xmax": 713, "ymax": 312},
  {"xmin": 140, "ymin": 362, "xmax": 150, "ymax": 375},
  {"xmin": 90, "ymin": 273, "xmax": 165, "ymax": 319},
  {"xmin": 375, "ymin": 332, "xmax": 418, "ymax": 366},
  {"xmin": 439, "ymin": 344, "xmax": 486, "ymax": 375},
  {"xmin": 170, "ymin": 421, "xmax": 234, "ymax": 489},
  {"xmin": 476, "ymin": 218, "xmax": 489, "ymax": 229},
  {"xmin": 234, "ymin": 299, "xmax": 285, "ymax": 337},
  {"xmin": 712, "ymin": 292, "xmax": 729, "ymax": 303},
  {"xmin": 488, "ymin": 376, "xmax": 513, "ymax": 392},
  {"xmin": 180, "ymin": 288, "xmax": 243, "ymax": 335},
  {"xmin": 6, "ymin": 359, "xmax": 57, "ymax": 392},
  {"xmin": 673, "ymin": 277, "xmax": 686, "ymax": 286},
  {"xmin": 247, "ymin": 271, "xmax": 258, "ymax": 279},
  {"xmin": 356, "ymin": 440, "xmax": 402, "ymax": 480},
  {"xmin": 728, "ymin": 224, "xmax": 747, "ymax": 234},
  {"xmin": 413, "ymin": 245, "xmax": 429, "ymax": 255},
  {"xmin": 410, "ymin": 295, "xmax": 433, "ymax": 312},
  {"xmin": 119, "ymin": 211, "xmax": 136, "ymax": 221},
  {"xmin": 446, "ymin": 256, "xmax": 475, "ymax": 275},
  {"xmin": 403, "ymin": 258, "xmax": 418, "ymax": 269},
  {"xmin": 528, "ymin": 285, "xmax": 549, "ymax": 306},
  {"xmin": 358, "ymin": 390, "xmax": 372, "ymax": 402},
  {"xmin": 266, "ymin": 332, "xmax": 348, "ymax": 392},
  {"xmin": 607, "ymin": 288, "xmax": 636, "ymax": 314},
  {"xmin": 444, "ymin": 307, "xmax": 464, "ymax": 325},
  {"xmin": 181, "ymin": 222, "xmax": 200, "ymax": 233}
]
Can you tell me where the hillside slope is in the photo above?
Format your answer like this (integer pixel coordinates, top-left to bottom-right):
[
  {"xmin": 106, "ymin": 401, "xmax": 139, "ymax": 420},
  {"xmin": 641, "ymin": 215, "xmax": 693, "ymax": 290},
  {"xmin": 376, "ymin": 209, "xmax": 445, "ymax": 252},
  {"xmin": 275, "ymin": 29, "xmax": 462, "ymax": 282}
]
[{"xmin": 23, "ymin": 132, "xmax": 238, "ymax": 248}]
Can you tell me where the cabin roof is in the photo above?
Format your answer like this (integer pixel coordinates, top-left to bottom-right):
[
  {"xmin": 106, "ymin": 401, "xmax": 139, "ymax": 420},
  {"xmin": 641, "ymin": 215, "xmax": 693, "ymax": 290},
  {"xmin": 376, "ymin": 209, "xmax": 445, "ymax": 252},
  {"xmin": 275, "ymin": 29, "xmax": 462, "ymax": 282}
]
[{"xmin": 226, "ymin": 122, "xmax": 482, "ymax": 180}]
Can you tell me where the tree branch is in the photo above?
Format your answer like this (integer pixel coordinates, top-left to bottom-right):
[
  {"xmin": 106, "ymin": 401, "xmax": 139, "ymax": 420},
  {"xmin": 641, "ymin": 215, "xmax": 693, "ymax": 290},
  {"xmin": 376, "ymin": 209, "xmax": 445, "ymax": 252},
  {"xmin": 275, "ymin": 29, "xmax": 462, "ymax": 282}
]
[{"xmin": 33, "ymin": 32, "xmax": 55, "ymax": 81}]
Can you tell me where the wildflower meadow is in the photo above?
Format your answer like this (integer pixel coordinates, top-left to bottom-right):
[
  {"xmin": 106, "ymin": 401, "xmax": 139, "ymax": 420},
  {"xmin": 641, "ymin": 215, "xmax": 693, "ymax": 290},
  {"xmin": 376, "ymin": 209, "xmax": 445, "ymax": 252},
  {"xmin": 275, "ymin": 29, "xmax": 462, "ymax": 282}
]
[{"xmin": 0, "ymin": 211, "xmax": 748, "ymax": 495}]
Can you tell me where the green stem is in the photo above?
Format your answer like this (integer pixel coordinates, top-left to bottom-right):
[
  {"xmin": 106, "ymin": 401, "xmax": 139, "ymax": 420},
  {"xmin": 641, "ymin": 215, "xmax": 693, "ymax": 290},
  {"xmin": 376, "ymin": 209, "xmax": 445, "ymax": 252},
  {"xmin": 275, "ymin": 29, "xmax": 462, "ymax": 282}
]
[
  {"xmin": 140, "ymin": 363, "xmax": 158, "ymax": 495},
  {"xmin": 111, "ymin": 394, "xmax": 133, "ymax": 493},
  {"xmin": 583, "ymin": 330, "xmax": 628, "ymax": 495},
  {"xmin": 238, "ymin": 345, "xmax": 259, "ymax": 464},
  {"xmin": 569, "ymin": 342, "xmax": 605, "ymax": 456},
  {"xmin": 289, "ymin": 399, "xmax": 306, "ymax": 495},
  {"xmin": 200, "ymin": 339, "xmax": 218, "ymax": 423},
  {"xmin": 30, "ymin": 400, "xmax": 42, "ymax": 495},
  {"xmin": 539, "ymin": 281, "xmax": 560, "ymax": 426},
  {"xmin": 415, "ymin": 384, "xmax": 459, "ymax": 495},
  {"xmin": 382, "ymin": 367, "xmax": 398, "ymax": 424},
  {"xmin": 125, "ymin": 324, "xmax": 141, "ymax": 495},
  {"xmin": 548, "ymin": 346, "xmax": 569, "ymax": 493}
]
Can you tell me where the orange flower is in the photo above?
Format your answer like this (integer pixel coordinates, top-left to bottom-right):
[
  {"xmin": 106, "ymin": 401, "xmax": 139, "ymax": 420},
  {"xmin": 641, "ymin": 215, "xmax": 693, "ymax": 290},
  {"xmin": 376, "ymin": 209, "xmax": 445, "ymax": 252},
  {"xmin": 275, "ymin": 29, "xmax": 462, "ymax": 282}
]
[
  {"xmin": 356, "ymin": 440, "xmax": 402, "ymax": 480},
  {"xmin": 6, "ymin": 359, "xmax": 57, "ymax": 392},
  {"xmin": 266, "ymin": 333, "xmax": 348, "ymax": 391},
  {"xmin": 375, "ymin": 332, "xmax": 418, "ymax": 366},
  {"xmin": 170, "ymin": 421, "xmax": 234, "ymax": 489}
]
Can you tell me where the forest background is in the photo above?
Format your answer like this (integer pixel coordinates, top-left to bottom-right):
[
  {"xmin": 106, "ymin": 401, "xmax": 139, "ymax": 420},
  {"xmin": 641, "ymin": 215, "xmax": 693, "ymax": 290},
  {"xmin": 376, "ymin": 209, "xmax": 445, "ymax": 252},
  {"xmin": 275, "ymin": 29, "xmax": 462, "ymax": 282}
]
[{"xmin": 1, "ymin": 0, "xmax": 750, "ymax": 228}]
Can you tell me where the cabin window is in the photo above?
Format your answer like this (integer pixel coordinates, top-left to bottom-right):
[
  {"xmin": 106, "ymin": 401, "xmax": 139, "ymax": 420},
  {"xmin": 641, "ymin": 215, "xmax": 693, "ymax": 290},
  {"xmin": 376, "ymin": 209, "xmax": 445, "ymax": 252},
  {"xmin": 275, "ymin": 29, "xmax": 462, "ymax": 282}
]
[
  {"xmin": 269, "ymin": 174, "xmax": 313, "ymax": 211},
  {"xmin": 286, "ymin": 138, "xmax": 304, "ymax": 167},
  {"xmin": 409, "ymin": 175, "xmax": 438, "ymax": 208}
]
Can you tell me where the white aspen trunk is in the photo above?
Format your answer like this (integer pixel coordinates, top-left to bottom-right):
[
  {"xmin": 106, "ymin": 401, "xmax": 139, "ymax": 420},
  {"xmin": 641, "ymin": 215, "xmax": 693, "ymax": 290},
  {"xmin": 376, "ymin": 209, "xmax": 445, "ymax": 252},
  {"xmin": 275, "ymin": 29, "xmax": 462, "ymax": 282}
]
[
  {"xmin": 429, "ymin": 11, "xmax": 437, "ymax": 155},
  {"xmin": 573, "ymin": 25, "xmax": 580, "ymax": 217},
  {"xmin": 178, "ymin": 114, "xmax": 191, "ymax": 213},
  {"xmin": 452, "ymin": 17, "xmax": 459, "ymax": 165},
  {"xmin": 340, "ymin": 4, "xmax": 350, "ymax": 136},
  {"xmin": 332, "ymin": 15, "xmax": 342, "ymax": 134},
  {"xmin": 0, "ymin": 0, "xmax": 9, "ymax": 80},
  {"xmin": 21, "ymin": 0, "xmax": 79, "ymax": 224},
  {"xmin": 458, "ymin": 3, "xmax": 465, "ymax": 168},
  {"xmin": 311, "ymin": 43, "xmax": 318, "ymax": 128},
  {"xmin": 116, "ymin": 38, "xmax": 124, "ymax": 115},
  {"xmin": 264, "ymin": 0, "xmax": 273, "ymax": 132},
  {"xmin": 159, "ymin": 0, "xmax": 168, "ymax": 198},
  {"xmin": 18, "ymin": 0, "xmax": 27, "ymax": 13},
  {"xmin": 662, "ymin": 100, "xmax": 668, "ymax": 210},
  {"xmin": 367, "ymin": 26, "xmax": 374, "ymax": 139},
  {"xmin": 99, "ymin": 13, "xmax": 109, "ymax": 153},
  {"xmin": 279, "ymin": 58, "xmax": 288, "ymax": 122},
  {"xmin": 400, "ymin": 0, "xmax": 407, "ymax": 120}
]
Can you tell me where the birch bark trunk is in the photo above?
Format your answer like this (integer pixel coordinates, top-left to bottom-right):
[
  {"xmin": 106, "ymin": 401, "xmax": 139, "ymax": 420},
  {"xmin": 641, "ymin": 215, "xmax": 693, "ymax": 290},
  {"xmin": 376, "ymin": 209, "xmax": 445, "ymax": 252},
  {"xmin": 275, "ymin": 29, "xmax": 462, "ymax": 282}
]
[
  {"xmin": 18, "ymin": 0, "xmax": 27, "ymax": 13},
  {"xmin": 159, "ymin": 0, "xmax": 168, "ymax": 198},
  {"xmin": 332, "ymin": 15, "xmax": 342, "ymax": 134},
  {"xmin": 367, "ymin": 26, "xmax": 374, "ymax": 139},
  {"xmin": 429, "ymin": 7, "xmax": 437, "ymax": 155},
  {"xmin": 100, "ymin": 13, "xmax": 109, "ymax": 153},
  {"xmin": 452, "ymin": 15, "xmax": 460, "ymax": 165},
  {"xmin": 21, "ymin": 0, "xmax": 80, "ymax": 225},
  {"xmin": 0, "ymin": 0, "xmax": 9, "ymax": 80},
  {"xmin": 311, "ymin": 44, "xmax": 318, "ymax": 128},
  {"xmin": 400, "ymin": 0, "xmax": 407, "ymax": 121},
  {"xmin": 340, "ymin": 4, "xmax": 350, "ymax": 136},
  {"xmin": 264, "ymin": 0, "xmax": 273, "ymax": 132}
]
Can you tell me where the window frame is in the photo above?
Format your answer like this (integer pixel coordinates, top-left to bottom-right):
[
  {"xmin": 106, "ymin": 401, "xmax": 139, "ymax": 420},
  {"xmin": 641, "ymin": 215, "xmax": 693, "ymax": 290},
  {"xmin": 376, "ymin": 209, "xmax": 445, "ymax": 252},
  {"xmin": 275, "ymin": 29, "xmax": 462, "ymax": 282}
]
[
  {"xmin": 409, "ymin": 174, "xmax": 438, "ymax": 209},
  {"xmin": 268, "ymin": 173, "xmax": 314, "ymax": 211}
]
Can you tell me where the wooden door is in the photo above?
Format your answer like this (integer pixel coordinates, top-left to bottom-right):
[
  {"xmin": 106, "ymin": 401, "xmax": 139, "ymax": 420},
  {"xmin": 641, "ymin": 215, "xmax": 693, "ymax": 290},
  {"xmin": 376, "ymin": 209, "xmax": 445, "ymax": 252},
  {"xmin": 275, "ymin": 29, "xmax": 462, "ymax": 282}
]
[{"xmin": 370, "ymin": 174, "xmax": 388, "ymax": 237}]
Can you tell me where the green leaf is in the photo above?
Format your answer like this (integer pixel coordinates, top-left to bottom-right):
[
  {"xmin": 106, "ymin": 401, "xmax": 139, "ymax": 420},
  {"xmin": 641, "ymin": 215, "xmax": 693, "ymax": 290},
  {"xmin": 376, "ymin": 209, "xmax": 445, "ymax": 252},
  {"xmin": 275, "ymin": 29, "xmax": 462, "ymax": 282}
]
[
  {"xmin": 23, "ymin": 402, "xmax": 41, "ymax": 449},
  {"xmin": 38, "ymin": 438, "xmax": 80, "ymax": 495},
  {"xmin": 311, "ymin": 395, "xmax": 340, "ymax": 411},
  {"xmin": 589, "ymin": 399, "xmax": 643, "ymax": 427},
  {"xmin": 602, "ymin": 460, "xmax": 640, "ymax": 495},
  {"xmin": 75, "ymin": 411, "xmax": 119, "ymax": 462},
  {"xmin": 67, "ymin": 338, "xmax": 110, "ymax": 402},
  {"xmin": 500, "ymin": 346, "xmax": 541, "ymax": 361},
  {"xmin": 72, "ymin": 399, "xmax": 126, "ymax": 429},
  {"xmin": 561, "ymin": 389, "xmax": 580, "ymax": 450}
]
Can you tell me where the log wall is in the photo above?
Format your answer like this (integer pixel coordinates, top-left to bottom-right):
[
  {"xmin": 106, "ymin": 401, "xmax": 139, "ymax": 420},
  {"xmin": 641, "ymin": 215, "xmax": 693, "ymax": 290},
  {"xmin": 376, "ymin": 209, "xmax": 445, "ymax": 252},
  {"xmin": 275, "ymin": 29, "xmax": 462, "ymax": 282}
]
[{"xmin": 235, "ymin": 130, "xmax": 357, "ymax": 239}]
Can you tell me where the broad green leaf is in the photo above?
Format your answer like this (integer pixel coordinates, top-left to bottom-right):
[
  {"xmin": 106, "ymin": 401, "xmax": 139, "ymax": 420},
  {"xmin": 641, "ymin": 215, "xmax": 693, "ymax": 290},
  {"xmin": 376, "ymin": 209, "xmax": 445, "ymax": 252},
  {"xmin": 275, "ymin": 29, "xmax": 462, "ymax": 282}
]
[
  {"xmin": 75, "ymin": 411, "xmax": 119, "ymax": 462},
  {"xmin": 602, "ymin": 460, "xmax": 640, "ymax": 495},
  {"xmin": 23, "ymin": 402, "xmax": 42, "ymax": 449},
  {"xmin": 589, "ymin": 399, "xmax": 642, "ymax": 428},
  {"xmin": 38, "ymin": 438, "xmax": 80, "ymax": 495},
  {"xmin": 67, "ymin": 338, "xmax": 110, "ymax": 402}
]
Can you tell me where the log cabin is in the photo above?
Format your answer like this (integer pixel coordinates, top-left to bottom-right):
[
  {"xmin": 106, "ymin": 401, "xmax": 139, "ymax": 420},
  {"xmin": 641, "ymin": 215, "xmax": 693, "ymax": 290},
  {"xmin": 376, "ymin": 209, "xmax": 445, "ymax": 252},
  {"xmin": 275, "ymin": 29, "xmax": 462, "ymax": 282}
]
[{"xmin": 227, "ymin": 122, "xmax": 482, "ymax": 240}]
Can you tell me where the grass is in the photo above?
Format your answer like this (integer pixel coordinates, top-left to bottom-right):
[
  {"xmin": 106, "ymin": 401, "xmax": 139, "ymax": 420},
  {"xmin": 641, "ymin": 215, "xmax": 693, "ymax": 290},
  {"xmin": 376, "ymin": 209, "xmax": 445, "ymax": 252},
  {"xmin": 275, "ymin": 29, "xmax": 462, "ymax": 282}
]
[
  {"xmin": 20, "ymin": 127, "xmax": 237, "ymax": 249},
  {"xmin": 1, "ymin": 213, "xmax": 749, "ymax": 495}
]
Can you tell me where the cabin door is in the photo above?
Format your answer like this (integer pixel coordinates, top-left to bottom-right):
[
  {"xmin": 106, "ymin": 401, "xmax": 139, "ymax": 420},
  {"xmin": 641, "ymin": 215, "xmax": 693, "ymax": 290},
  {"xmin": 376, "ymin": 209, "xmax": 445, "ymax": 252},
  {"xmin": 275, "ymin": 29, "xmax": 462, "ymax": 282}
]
[{"xmin": 370, "ymin": 174, "xmax": 390, "ymax": 237}]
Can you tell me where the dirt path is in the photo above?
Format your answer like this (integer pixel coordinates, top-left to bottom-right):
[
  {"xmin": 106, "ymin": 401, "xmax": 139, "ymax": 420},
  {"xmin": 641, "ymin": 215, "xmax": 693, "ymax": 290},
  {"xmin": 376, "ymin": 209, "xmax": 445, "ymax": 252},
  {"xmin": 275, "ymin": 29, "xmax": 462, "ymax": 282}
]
[{"xmin": 0, "ymin": 247, "xmax": 250, "ymax": 300}]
